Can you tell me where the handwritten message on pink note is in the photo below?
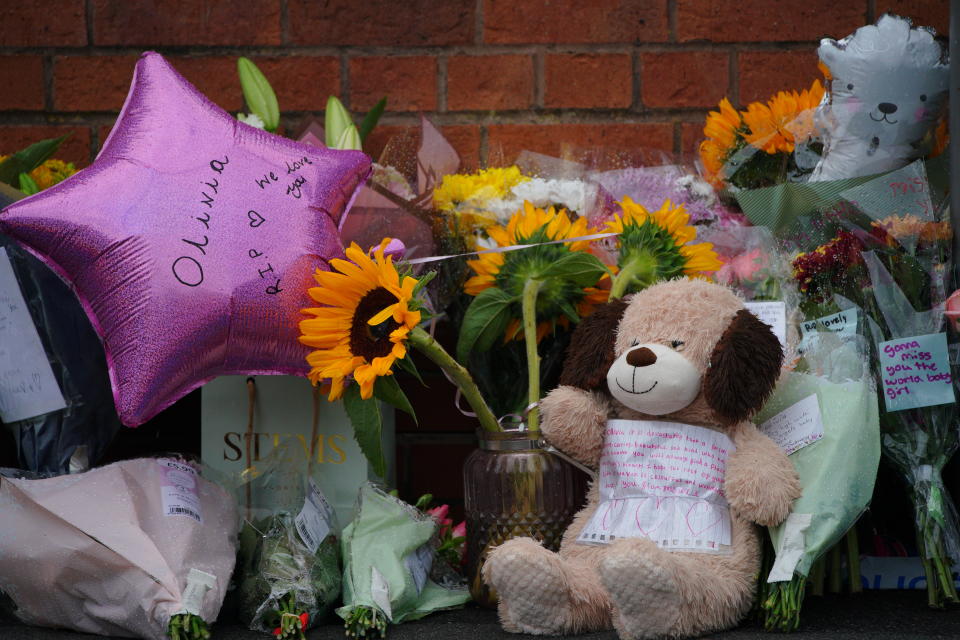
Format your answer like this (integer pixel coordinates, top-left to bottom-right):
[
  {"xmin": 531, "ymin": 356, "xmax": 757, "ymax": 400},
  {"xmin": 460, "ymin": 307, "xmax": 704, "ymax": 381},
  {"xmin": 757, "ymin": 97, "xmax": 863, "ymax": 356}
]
[{"xmin": 578, "ymin": 420, "xmax": 735, "ymax": 553}]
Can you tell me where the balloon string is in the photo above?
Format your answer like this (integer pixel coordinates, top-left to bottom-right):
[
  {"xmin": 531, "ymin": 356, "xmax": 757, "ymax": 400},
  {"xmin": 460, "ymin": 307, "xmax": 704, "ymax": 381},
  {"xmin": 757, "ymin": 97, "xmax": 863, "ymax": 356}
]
[
  {"xmin": 244, "ymin": 376, "xmax": 256, "ymax": 522},
  {"xmin": 405, "ymin": 231, "xmax": 619, "ymax": 265}
]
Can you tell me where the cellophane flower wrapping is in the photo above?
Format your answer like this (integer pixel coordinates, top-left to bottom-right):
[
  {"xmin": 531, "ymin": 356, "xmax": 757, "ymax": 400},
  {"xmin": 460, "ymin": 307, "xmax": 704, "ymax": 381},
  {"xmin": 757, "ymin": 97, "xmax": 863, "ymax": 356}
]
[
  {"xmin": 0, "ymin": 456, "xmax": 239, "ymax": 639},
  {"xmin": 755, "ymin": 313, "xmax": 880, "ymax": 582},
  {"xmin": 0, "ymin": 185, "xmax": 120, "ymax": 474},
  {"xmin": 233, "ymin": 439, "xmax": 342, "ymax": 634},
  {"xmin": 337, "ymin": 483, "xmax": 469, "ymax": 628},
  {"xmin": 775, "ymin": 157, "xmax": 958, "ymax": 606}
]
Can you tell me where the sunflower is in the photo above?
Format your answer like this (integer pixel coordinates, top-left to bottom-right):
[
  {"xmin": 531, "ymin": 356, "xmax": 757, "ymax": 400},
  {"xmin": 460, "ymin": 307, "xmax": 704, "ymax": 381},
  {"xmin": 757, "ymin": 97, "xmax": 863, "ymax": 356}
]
[
  {"xmin": 299, "ymin": 240, "xmax": 421, "ymax": 400},
  {"xmin": 699, "ymin": 98, "xmax": 745, "ymax": 187},
  {"xmin": 743, "ymin": 80, "xmax": 825, "ymax": 154},
  {"xmin": 605, "ymin": 197, "xmax": 722, "ymax": 298},
  {"xmin": 464, "ymin": 201, "xmax": 608, "ymax": 340}
]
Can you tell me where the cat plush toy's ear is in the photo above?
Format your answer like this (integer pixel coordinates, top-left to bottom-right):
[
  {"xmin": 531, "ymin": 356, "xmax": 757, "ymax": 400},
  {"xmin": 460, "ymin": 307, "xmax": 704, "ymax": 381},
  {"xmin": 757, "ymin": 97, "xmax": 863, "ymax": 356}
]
[{"xmin": 559, "ymin": 298, "xmax": 629, "ymax": 391}]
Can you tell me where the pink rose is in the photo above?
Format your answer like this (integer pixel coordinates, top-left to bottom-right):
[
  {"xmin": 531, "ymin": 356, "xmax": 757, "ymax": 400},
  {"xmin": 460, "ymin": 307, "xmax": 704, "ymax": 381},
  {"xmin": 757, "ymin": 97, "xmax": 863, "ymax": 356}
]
[
  {"xmin": 715, "ymin": 248, "xmax": 767, "ymax": 285},
  {"xmin": 369, "ymin": 237, "xmax": 406, "ymax": 260},
  {"xmin": 451, "ymin": 521, "xmax": 466, "ymax": 539}
]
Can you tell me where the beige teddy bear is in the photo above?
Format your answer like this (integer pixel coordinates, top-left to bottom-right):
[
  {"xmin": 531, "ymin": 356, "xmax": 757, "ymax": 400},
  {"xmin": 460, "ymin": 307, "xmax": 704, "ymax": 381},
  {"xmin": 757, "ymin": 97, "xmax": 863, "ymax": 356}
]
[{"xmin": 483, "ymin": 278, "xmax": 801, "ymax": 639}]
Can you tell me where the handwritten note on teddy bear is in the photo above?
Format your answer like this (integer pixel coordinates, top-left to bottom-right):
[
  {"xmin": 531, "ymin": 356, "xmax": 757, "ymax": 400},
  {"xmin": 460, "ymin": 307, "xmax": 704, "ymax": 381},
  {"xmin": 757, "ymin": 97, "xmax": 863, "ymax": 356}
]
[
  {"xmin": 578, "ymin": 420, "xmax": 734, "ymax": 553},
  {"xmin": 878, "ymin": 333, "xmax": 954, "ymax": 411},
  {"xmin": 0, "ymin": 249, "xmax": 67, "ymax": 423}
]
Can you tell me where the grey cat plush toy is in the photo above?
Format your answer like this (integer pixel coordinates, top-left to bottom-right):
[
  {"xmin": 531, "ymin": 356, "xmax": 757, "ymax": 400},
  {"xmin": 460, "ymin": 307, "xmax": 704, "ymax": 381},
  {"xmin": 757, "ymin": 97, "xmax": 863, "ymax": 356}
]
[{"xmin": 811, "ymin": 14, "xmax": 948, "ymax": 181}]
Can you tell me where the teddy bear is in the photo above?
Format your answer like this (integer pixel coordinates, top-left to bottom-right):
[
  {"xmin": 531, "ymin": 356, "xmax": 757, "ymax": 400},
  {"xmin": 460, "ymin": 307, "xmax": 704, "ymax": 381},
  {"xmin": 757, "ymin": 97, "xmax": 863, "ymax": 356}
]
[
  {"xmin": 810, "ymin": 14, "xmax": 948, "ymax": 181},
  {"xmin": 483, "ymin": 278, "xmax": 801, "ymax": 639}
]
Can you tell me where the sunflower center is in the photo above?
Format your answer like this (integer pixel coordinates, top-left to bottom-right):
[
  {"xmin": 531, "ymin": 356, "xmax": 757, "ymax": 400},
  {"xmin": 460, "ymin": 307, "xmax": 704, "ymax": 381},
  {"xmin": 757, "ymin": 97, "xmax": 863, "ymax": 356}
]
[{"xmin": 350, "ymin": 287, "xmax": 400, "ymax": 361}]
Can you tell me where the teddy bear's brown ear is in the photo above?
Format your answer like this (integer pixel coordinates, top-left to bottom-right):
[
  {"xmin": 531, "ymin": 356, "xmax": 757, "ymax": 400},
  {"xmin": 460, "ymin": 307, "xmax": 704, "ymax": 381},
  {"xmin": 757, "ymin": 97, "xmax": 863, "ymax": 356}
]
[
  {"xmin": 559, "ymin": 298, "xmax": 629, "ymax": 391},
  {"xmin": 703, "ymin": 308, "xmax": 783, "ymax": 425}
]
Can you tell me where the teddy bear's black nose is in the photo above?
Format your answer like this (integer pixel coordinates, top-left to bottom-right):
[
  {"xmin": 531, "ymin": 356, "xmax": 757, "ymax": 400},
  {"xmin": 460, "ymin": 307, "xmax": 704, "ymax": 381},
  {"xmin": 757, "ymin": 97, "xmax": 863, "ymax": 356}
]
[
  {"xmin": 626, "ymin": 347, "xmax": 657, "ymax": 367},
  {"xmin": 878, "ymin": 102, "xmax": 898, "ymax": 114}
]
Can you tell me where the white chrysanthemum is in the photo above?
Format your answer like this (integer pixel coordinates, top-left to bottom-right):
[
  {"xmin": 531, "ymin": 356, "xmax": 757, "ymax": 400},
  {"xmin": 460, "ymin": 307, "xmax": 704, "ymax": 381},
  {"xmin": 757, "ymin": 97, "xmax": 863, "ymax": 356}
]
[
  {"xmin": 485, "ymin": 178, "xmax": 598, "ymax": 223},
  {"xmin": 237, "ymin": 112, "xmax": 266, "ymax": 129}
]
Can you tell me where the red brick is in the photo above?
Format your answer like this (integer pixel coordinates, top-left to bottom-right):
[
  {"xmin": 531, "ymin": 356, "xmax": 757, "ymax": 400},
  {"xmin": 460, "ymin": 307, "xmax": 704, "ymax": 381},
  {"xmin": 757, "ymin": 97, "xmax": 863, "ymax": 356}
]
[
  {"xmin": 53, "ymin": 56, "xmax": 137, "ymax": 111},
  {"xmin": 876, "ymin": 0, "xmax": 949, "ymax": 36},
  {"xmin": 641, "ymin": 51, "xmax": 729, "ymax": 108},
  {"xmin": 289, "ymin": 0, "xmax": 475, "ymax": 46},
  {"xmin": 486, "ymin": 123, "xmax": 674, "ymax": 166},
  {"xmin": 0, "ymin": 57, "xmax": 45, "ymax": 111},
  {"xmin": 251, "ymin": 57, "xmax": 340, "ymax": 113},
  {"xmin": 167, "ymin": 57, "xmax": 243, "ymax": 112},
  {"xmin": 447, "ymin": 55, "xmax": 533, "ymax": 112},
  {"xmin": 484, "ymin": 0, "xmax": 668, "ymax": 43},
  {"xmin": 545, "ymin": 54, "xmax": 633, "ymax": 109},
  {"xmin": 92, "ymin": 0, "xmax": 281, "ymax": 46},
  {"xmin": 442, "ymin": 125, "xmax": 482, "ymax": 171},
  {"xmin": 677, "ymin": 0, "xmax": 866, "ymax": 42},
  {"xmin": 0, "ymin": 2, "xmax": 86, "ymax": 47},
  {"xmin": 350, "ymin": 57, "xmax": 437, "ymax": 112},
  {"xmin": 738, "ymin": 50, "xmax": 821, "ymax": 106},
  {"xmin": 681, "ymin": 120, "xmax": 707, "ymax": 157},
  {"xmin": 0, "ymin": 126, "xmax": 92, "ymax": 166}
]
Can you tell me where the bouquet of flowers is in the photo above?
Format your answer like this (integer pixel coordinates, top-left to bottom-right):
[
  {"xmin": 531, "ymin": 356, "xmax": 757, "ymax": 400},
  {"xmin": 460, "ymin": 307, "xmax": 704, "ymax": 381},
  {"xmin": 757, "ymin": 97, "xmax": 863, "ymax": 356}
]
[
  {"xmin": 234, "ymin": 440, "xmax": 343, "ymax": 640},
  {"xmin": 337, "ymin": 484, "xmax": 470, "ymax": 639},
  {"xmin": 785, "ymin": 160, "xmax": 959, "ymax": 608},
  {"xmin": 0, "ymin": 456, "xmax": 239, "ymax": 640}
]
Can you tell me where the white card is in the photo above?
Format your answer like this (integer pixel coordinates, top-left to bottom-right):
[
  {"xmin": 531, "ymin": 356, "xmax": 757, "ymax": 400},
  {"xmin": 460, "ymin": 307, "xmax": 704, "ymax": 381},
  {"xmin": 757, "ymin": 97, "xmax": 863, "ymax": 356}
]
[
  {"xmin": 0, "ymin": 248, "xmax": 67, "ymax": 423},
  {"xmin": 760, "ymin": 394, "xmax": 824, "ymax": 455},
  {"xmin": 745, "ymin": 301, "xmax": 787, "ymax": 350},
  {"xmin": 158, "ymin": 459, "xmax": 203, "ymax": 523}
]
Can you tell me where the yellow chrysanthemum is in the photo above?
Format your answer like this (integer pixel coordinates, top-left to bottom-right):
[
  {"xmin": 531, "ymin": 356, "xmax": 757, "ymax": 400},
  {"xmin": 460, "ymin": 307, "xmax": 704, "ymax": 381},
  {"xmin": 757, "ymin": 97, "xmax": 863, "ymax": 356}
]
[
  {"xmin": 605, "ymin": 197, "xmax": 722, "ymax": 298},
  {"xmin": 0, "ymin": 156, "xmax": 77, "ymax": 191},
  {"xmin": 465, "ymin": 201, "xmax": 608, "ymax": 341},
  {"xmin": 432, "ymin": 166, "xmax": 529, "ymax": 212},
  {"xmin": 743, "ymin": 80, "xmax": 825, "ymax": 154},
  {"xmin": 299, "ymin": 240, "xmax": 421, "ymax": 401}
]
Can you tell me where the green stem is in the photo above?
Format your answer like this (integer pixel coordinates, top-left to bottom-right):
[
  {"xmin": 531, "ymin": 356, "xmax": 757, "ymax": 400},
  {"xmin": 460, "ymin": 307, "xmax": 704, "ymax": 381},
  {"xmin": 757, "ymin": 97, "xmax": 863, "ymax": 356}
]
[
  {"xmin": 846, "ymin": 526, "xmax": 862, "ymax": 594},
  {"xmin": 522, "ymin": 278, "xmax": 543, "ymax": 434},
  {"xmin": 609, "ymin": 258, "xmax": 645, "ymax": 300},
  {"xmin": 409, "ymin": 326, "xmax": 500, "ymax": 433},
  {"xmin": 828, "ymin": 544, "xmax": 842, "ymax": 594}
]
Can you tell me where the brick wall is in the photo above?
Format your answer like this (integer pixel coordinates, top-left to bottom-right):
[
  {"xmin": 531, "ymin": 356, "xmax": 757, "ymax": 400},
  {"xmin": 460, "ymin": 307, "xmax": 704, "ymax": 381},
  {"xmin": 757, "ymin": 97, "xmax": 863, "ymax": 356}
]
[{"xmin": 0, "ymin": 0, "xmax": 949, "ymax": 170}]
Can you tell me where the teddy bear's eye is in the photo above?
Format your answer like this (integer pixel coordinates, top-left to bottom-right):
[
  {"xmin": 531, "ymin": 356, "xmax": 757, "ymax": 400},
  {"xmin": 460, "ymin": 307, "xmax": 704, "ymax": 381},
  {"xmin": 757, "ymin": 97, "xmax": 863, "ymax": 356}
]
[
  {"xmin": 670, "ymin": 340, "xmax": 685, "ymax": 350},
  {"xmin": 920, "ymin": 94, "xmax": 927, "ymax": 102},
  {"xmin": 846, "ymin": 83, "xmax": 854, "ymax": 91},
  {"xmin": 630, "ymin": 339, "xmax": 639, "ymax": 347}
]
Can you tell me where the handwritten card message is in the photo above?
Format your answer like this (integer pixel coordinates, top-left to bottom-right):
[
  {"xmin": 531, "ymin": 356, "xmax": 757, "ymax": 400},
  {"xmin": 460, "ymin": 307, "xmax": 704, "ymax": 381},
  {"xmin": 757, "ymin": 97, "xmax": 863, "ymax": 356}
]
[
  {"xmin": 745, "ymin": 301, "xmax": 787, "ymax": 350},
  {"xmin": 798, "ymin": 309, "xmax": 858, "ymax": 354},
  {"xmin": 760, "ymin": 394, "xmax": 824, "ymax": 455},
  {"xmin": 578, "ymin": 420, "xmax": 734, "ymax": 553},
  {"xmin": 0, "ymin": 249, "xmax": 67, "ymax": 423},
  {"xmin": 878, "ymin": 333, "xmax": 954, "ymax": 411}
]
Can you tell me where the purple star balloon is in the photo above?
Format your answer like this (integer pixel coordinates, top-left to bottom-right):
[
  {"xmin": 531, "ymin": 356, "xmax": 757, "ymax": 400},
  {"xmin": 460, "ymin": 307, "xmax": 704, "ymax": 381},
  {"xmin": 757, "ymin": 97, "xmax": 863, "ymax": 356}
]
[{"xmin": 0, "ymin": 52, "xmax": 371, "ymax": 426}]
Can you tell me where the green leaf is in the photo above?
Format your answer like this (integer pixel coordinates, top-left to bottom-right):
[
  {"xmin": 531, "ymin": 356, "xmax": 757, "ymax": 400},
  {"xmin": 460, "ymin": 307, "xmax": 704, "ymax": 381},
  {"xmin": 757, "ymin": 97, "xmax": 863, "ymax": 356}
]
[
  {"xmin": 411, "ymin": 270, "xmax": 436, "ymax": 297},
  {"xmin": 394, "ymin": 352, "xmax": 426, "ymax": 386},
  {"xmin": 358, "ymin": 97, "xmax": 387, "ymax": 142},
  {"xmin": 373, "ymin": 374, "xmax": 417, "ymax": 423},
  {"xmin": 17, "ymin": 172, "xmax": 39, "ymax": 196},
  {"xmin": 342, "ymin": 385, "xmax": 387, "ymax": 478},
  {"xmin": 0, "ymin": 135, "xmax": 68, "ymax": 187},
  {"xmin": 325, "ymin": 96, "xmax": 353, "ymax": 147},
  {"xmin": 540, "ymin": 252, "xmax": 609, "ymax": 287},
  {"xmin": 456, "ymin": 287, "xmax": 515, "ymax": 362},
  {"xmin": 334, "ymin": 123, "xmax": 362, "ymax": 151},
  {"xmin": 414, "ymin": 493, "xmax": 433, "ymax": 511},
  {"xmin": 237, "ymin": 57, "xmax": 279, "ymax": 132}
]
